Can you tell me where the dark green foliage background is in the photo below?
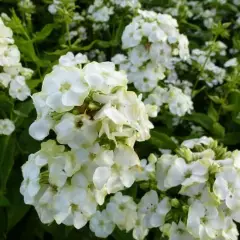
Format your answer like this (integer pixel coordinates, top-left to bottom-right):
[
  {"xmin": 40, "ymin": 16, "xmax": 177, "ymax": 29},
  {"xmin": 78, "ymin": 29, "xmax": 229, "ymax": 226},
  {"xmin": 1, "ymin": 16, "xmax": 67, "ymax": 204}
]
[{"xmin": 0, "ymin": 0, "xmax": 240, "ymax": 239}]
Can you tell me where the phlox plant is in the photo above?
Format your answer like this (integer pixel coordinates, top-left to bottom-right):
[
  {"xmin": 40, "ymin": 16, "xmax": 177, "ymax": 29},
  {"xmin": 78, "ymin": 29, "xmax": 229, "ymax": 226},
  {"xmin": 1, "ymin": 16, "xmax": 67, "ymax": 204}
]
[{"xmin": 1, "ymin": 0, "xmax": 240, "ymax": 240}]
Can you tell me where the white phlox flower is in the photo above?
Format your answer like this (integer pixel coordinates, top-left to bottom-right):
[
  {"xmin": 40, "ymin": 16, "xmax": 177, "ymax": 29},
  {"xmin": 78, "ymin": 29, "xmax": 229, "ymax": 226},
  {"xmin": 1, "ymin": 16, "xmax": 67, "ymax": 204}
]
[{"xmin": 0, "ymin": 118, "xmax": 15, "ymax": 135}]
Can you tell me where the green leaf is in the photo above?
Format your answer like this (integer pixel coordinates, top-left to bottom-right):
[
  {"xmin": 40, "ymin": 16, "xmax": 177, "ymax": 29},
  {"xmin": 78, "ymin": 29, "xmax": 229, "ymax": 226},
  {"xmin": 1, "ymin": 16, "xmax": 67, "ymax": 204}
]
[
  {"xmin": 208, "ymin": 103, "xmax": 218, "ymax": 122},
  {"xmin": 0, "ymin": 208, "xmax": 8, "ymax": 239},
  {"xmin": 45, "ymin": 48, "xmax": 69, "ymax": 56},
  {"xmin": 223, "ymin": 132, "xmax": 240, "ymax": 145},
  {"xmin": 224, "ymin": 3, "xmax": 239, "ymax": 12},
  {"xmin": 208, "ymin": 95, "xmax": 223, "ymax": 104},
  {"xmin": 15, "ymin": 38, "xmax": 39, "ymax": 62},
  {"xmin": 15, "ymin": 99, "xmax": 34, "ymax": 114},
  {"xmin": 15, "ymin": 38, "xmax": 50, "ymax": 67},
  {"xmin": 18, "ymin": 128, "xmax": 40, "ymax": 154},
  {"xmin": 0, "ymin": 134, "xmax": 16, "ymax": 191},
  {"xmin": 6, "ymin": 170, "xmax": 31, "ymax": 231},
  {"xmin": 0, "ymin": 93, "xmax": 14, "ymax": 115},
  {"xmin": 149, "ymin": 130, "xmax": 178, "ymax": 150},
  {"xmin": 184, "ymin": 113, "xmax": 214, "ymax": 131},
  {"xmin": 228, "ymin": 91, "xmax": 240, "ymax": 124},
  {"xmin": 26, "ymin": 79, "xmax": 42, "ymax": 90},
  {"xmin": 33, "ymin": 24, "xmax": 55, "ymax": 42},
  {"xmin": 192, "ymin": 86, "xmax": 206, "ymax": 98},
  {"xmin": 112, "ymin": 228, "xmax": 134, "ymax": 240},
  {"xmin": 0, "ymin": 195, "xmax": 10, "ymax": 207},
  {"xmin": 212, "ymin": 122, "xmax": 225, "ymax": 138},
  {"xmin": 222, "ymin": 104, "xmax": 236, "ymax": 112},
  {"xmin": 228, "ymin": 91, "xmax": 240, "ymax": 112},
  {"xmin": 13, "ymin": 100, "xmax": 34, "ymax": 127}
]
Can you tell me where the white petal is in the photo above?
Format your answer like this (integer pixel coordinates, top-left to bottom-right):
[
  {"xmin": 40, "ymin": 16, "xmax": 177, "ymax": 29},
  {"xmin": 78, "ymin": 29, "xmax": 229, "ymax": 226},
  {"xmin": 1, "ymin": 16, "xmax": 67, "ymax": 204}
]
[
  {"xmin": 29, "ymin": 118, "xmax": 53, "ymax": 140},
  {"xmin": 93, "ymin": 167, "xmax": 111, "ymax": 190},
  {"xmin": 73, "ymin": 211, "xmax": 88, "ymax": 229},
  {"xmin": 213, "ymin": 176, "xmax": 229, "ymax": 200},
  {"xmin": 62, "ymin": 90, "xmax": 87, "ymax": 106},
  {"xmin": 164, "ymin": 158, "xmax": 187, "ymax": 188},
  {"xmin": 120, "ymin": 169, "xmax": 135, "ymax": 188}
]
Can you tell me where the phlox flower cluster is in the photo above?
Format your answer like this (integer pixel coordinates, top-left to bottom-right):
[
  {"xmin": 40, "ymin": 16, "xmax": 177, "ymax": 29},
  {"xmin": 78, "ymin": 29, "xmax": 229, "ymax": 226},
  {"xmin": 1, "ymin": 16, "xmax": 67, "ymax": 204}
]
[
  {"xmin": 191, "ymin": 48, "xmax": 226, "ymax": 87},
  {"xmin": 112, "ymin": 9, "xmax": 193, "ymax": 117},
  {"xmin": 20, "ymin": 52, "xmax": 153, "ymax": 232},
  {"xmin": 144, "ymin": 85, "xmax": 193, "ymax": 117},
  {"xmin": 48, "ymin": 0, "xmax": 75, "ymax": 15},
  {"xmin": 0, "ymin": 17, "xmax": 32, "ymax": 101},
  {"xmin": 88, "ymin": 49, "xmax": 106, "ymax": 62},
  {"xmin": 66, "ymin": 12, "xmax": 88, "ymax": 43},
  {"xmin": 88, "ymin": 0, "xmax": 141, "ymax": 31},
  {"xmin": 112, "ymin": 9, "xmax": 190, "ymax": 93},
  {"xmin": 21, "ymin": 134, "xmax": 240, "ymax": 240},
  {"xmin": 0, "ymin": 119, "xmax": 15, "ymax": 135},
  {"xmin": 156, "ymin": 136, "xmax": 240, "ymax": 240},
  {"xmin": 88, "ymin": 136, "xmax": 240, "ymax": 240},
  {"xmin": 18, "ymin": 0, "xmax": 36, "ymax": 16}
]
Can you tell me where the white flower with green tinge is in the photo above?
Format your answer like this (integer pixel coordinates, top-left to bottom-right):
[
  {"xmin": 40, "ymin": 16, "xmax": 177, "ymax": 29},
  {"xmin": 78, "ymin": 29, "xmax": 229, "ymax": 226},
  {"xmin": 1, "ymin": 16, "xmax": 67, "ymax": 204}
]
[
  {"xmin": 106, "ymin": 192, "xmax": 137, "ymax": 232},
  {"xmin": 90, "ymin": 210, "xmax": 115, "ymax": 238},
  {"xmin": 138, "ymin": 190, "xmax": 171, "ymax": 228}
]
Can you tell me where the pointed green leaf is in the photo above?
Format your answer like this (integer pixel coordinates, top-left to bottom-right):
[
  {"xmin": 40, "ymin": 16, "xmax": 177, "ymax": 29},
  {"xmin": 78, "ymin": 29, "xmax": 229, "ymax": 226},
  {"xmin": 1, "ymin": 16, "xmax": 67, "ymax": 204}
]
[
  {"xmin": 184, "ymin": 113, "xmax": 214, "ymax": 131},
  {"xmin": 149, "ymin": 130, "xmax": 178, "ymax": 150},
  {"xmin": 33, "ymin": 24, "xmax": 55, "ymax": 42}
]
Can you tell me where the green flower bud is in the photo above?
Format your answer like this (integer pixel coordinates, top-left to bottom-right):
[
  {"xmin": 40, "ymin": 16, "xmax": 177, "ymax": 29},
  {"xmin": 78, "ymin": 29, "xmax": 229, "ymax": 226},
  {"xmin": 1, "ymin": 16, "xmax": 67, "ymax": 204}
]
[{"xmin": 171, "ymin": 198, "xmax": 180, "ymax": 208}]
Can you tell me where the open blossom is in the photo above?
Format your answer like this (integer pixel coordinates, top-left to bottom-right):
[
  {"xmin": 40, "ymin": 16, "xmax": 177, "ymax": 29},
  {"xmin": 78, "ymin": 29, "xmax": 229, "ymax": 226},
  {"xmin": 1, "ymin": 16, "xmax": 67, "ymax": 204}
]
[
  {"xmin": 138, "ymin": 190, "xmax": 171, "ymax": 228},
  {"xmin": 106, "ymin": 192, "xmax": 138, "ymax": 232},
  {"xmin": 0, "ymin": 119, "xmax": 15, "ymax": 135},
  {"xmin": 90, "ymin": 210, "xmax": 115, "ymax": 238},
  {"xmin": 187, "ymin": 200, "xmax": 222, "ymax": 239},
  {"xmin": 93, "ymin": 144, "xmax": 140, "ymax": 194},
  {"xmin": 42, "ymin": 65, "xmax": 89, "ymax": 112}
]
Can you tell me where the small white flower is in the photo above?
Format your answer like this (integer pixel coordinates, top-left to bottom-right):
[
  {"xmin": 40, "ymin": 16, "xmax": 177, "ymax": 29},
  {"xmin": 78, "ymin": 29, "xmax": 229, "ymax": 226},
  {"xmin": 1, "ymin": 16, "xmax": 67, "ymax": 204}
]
[
  {"xmin": 20, "ymin": 154, "xmax": 41, "ymax": 204},
  {"xmin": 93, "ymin": 144, "xmax": 140, "ymax": 194},
  {"xmin": 122, "ymin": 22, "xmax": 142, "ymax": 49},
  {"xmin": 83, "ymin": 61, "xmax": 127, "ymax": 94},
  {"xmin": 29, "ymin": 92, "xmax": 54, "ymax": 140},
  {"xmin": 59, "ymin": 52, "xmax": 88, "ymax": 67},
  {"xmin": 138, "ymin": 190, "xmax": 171, "ymax": 228},
  {"xmin": 0, "ymin": 45, "xmax": 20, "ymax": 67},
  {"xmin": 35, "ymin": 186, "xmax": 55, "ymax": 224},
  {"xmin": 224, "ymin": 58, "xmax": 238, "ymax": 68},
  {"xmin": 181, "ymin": 136, "xmax": 213, "ymax": 149},
  {"xmin": 213, "ymin": 167, "xmax": 240, "ymax": 220},
  {"xmin": 54, "ymin": 113, "xmax": 98, "ymax": 149},
  {"xmin": 42, "ymin": 65, "xmax": 89, "ymax": 112},
  {"xmin": 0, "ymin": 17, "xmax": 14, "ymax": 44},
  {"xmin": 156, "ymin": 154, "xmax": 175, "ymax": 191},
  {"xmin": 187, "ymin": 200, "xmax": 222, "ymax": 239},
  {"xmin": 111, "ymin": 54, "xmax": 127, "ymax": 64},
  {"xmin": 178, "ymin": 34, "xmax": 190, "ymax": 60},
  {"xmin": 90, "ymin": 210, "xmax": 115, "ymax": 238},
  {"xmin": 53, "ymin": 184, "xmax": 89, "ymax": 229},
  {"xmin": 132, "ymin": 213, "xmax": 149, "ymax": 240},
  {"xmin": 0, "ymin": 72, "xmax": 11, "ymax": 88},
  {"xmin": 169, "ymin": 221, "xmax": 195, "ymax": 240},
  {"xmin": 0, "ymin": 118, "xmax": 15, "ymax": 135},
  {"xmin": 106, "ymin": 192, "xmax": 137, "ymax": 232},
  {"xmin": 9, "ymin": 76, "xmax": 31, "ymax": 101}
]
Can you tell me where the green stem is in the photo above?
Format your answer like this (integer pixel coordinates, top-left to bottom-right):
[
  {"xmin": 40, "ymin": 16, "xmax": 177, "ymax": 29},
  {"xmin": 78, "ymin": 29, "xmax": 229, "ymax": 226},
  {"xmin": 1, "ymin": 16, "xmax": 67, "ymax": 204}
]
[
  {"xmin": 192, "ymin": 34, "xmax": 218, "ymax": 94},
  {"xmin": 66, "ymin": 21, "xmax": 71, "ymax": 47}
]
